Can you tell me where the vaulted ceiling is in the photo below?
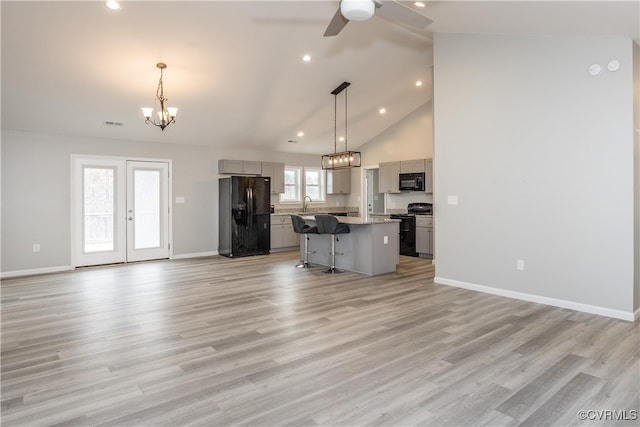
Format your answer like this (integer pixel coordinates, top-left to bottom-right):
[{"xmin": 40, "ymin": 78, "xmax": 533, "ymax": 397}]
[{"xmin": 2, "ymin": 1, "xmax": 638, "ymax": 155}]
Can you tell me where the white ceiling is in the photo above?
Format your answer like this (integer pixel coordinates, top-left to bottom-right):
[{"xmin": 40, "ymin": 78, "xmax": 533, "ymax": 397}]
[{"xmin": 2, "ymin": 1, "xmax": 638, "ymax": 155}]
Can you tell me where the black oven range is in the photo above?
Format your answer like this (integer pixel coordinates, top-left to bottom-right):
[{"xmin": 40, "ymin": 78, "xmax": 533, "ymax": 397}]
[{"xmin": 390, "ymin": 202, "xmax": 432, "ymax": 257}]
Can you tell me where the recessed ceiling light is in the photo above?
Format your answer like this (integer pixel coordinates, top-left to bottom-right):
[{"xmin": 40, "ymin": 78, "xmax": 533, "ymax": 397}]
[
  {"xmin": 339, "ymin": 136, "xmax": 345, "ymax": 142},
  {"xmin": 379, "ymin": 108, "xmax": 386, "ymax": 114},
  {"xmin": 416, "ymin": 80, "xmax": 423, "ymax": 87},
  {"xmin": 302, "ymin": 54, "xmax": 311, "ymax": 62},
  {"xmin": 414, "ymin": 2, "xmax": 426, "ymax": 8},
  {"xmin": 297, "ymin": 131, "xmax": 305, "ymax": 137},
  {"xmin": 106, "ymin": 0, "xmax": 120, "ymax": 10}
]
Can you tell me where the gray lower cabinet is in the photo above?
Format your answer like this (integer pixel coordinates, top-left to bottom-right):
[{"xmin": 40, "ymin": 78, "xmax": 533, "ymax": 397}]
[
  {"xmin": 218, "ymin": 159, "xmax": 262, "ymax": 175},
  {"xmin": 415, "ymin": 215, "xmax": 433, "ymax": 257},
  {"xmin": 261, "ymin": 162, "xmax": 285, "ymax": 194},
  {"xmin": 327, "ymin": 169, "xmax": 351, "ymax": 194},
  {"xmin": 270, "ymin": 215, "xmax": 299, "ymax": 249}
]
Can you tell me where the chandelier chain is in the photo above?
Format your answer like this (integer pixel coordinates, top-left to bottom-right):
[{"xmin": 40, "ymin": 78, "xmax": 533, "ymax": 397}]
[
  {"xmin": 156, "ymin": 67, "xmax": 166, "ymax": 103},
  {"xmin": 344, "ymin": 87, "xmax": 348, "ymax": 152},
  {"xmin": 334, "ymin": 94, "xmax": 338, "ymax": 154}
]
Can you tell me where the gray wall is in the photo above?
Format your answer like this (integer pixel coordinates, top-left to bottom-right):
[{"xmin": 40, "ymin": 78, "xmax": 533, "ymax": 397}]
[
  {"xmin": 0, "ymin": 130, "xmax": 337, "ymax": 274},
  {"xmin": 433, "ymin": 33, "xmax": 636, "ymax": 316},
  {"xmin": 347, "ymin": 101, "xmax": 434, "ymax": 210}
]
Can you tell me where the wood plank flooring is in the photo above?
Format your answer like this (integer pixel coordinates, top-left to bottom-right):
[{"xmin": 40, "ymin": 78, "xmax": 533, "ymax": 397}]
[{"xmin": 1, "ymin": 252, "xmax": 638, "ymax": 426}]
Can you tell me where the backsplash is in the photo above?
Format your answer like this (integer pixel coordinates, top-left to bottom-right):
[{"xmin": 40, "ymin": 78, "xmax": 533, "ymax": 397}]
[{"xmin": 274, "ymin": 206, "xmax": 359, "ymax": 215}]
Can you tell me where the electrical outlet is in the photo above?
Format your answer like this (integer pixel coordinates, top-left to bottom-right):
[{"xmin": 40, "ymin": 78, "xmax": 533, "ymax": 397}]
[
  {"xmin": 517, "ymin": 259, "xmax": 525, "ymax": 270},
  {"xmin": 33, "ymin": 244, "xmax": 40, "ymax": 252}
]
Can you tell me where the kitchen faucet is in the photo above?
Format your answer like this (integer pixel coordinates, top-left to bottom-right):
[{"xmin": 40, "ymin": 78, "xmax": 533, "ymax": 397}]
[{"xmin": 303, "ymin": 196, "xmax": 312, "ymax": 212}]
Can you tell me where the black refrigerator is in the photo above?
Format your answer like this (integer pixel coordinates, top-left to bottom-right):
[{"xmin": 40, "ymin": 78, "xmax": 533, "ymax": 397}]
[{"xmin": 219, "ymin": 176, "xmax": 271, "ymax": 257}]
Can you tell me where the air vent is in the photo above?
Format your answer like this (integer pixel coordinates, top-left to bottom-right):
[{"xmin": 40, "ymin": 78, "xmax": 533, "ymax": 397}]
[{"xmin": 104, "ymin": 121, "xmax": 124, "ymax": 126}]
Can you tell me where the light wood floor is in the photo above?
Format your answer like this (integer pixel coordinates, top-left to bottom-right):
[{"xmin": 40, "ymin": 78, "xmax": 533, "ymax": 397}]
[{"xmin": 1, "ymin": 252, "xmax": 638, "ymax": 426}]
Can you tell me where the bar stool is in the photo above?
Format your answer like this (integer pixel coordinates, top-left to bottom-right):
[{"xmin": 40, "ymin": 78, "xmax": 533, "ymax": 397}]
[
  {"xmin": 290, "ymin": 215, "xmax": 318, "ymax": 269},
  {"xmin": 314, "ymin": 214, "xmax": 350, "ymax": 274}
]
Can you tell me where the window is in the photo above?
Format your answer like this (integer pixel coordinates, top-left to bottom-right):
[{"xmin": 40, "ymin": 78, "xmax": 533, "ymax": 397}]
[
  {"xmin": 280, "ymin": 166, "xmax": 301, "ymax": 203},
  {"xmin": 279, "ymin": 166, "xmax": 326, "ymax": 203},
  {"xmin": 304, "ymin": 167, "xmax": 325, "ymax": 202}
]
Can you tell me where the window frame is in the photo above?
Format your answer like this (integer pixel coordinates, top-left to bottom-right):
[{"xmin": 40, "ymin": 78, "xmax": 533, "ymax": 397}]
[
  {"xmin": 279, "ymin": 166, "xmax": 302, "ymax": 204},
  {"xmin": 303, "ymin": 167, "xmax": 326, "ymax": 203},
  {"xmin": 278, "ymin": 166, "xmax": 327, "ymax": 204}
]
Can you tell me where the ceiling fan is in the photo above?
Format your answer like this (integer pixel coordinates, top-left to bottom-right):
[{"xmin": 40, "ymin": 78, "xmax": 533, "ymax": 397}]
[{"xmin": 324, "ymin": 0, "xmax": 433, "ymax": 37}]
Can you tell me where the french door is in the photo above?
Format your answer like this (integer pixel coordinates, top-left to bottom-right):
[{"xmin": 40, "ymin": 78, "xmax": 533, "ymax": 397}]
[{"xmin": 72, "ymin": 157, "xmax": 170, "ymax": 267}]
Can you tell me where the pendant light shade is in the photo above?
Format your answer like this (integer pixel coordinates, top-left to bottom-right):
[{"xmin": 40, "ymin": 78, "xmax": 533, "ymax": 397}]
[{"xmin": 340, "ymin": 0, "xmax": 375, "ymax": 21}]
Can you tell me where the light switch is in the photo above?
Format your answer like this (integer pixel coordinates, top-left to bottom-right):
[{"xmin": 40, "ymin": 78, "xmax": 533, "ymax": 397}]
[
  {"xmin": 175, "ymin": 197, "xmax": 185, "ymax": 204},
  {"xmin": 447, "ymin": 195, "xmax": 458, "ymax": 205},
  {"xmin": 383, "ymin": 236, "xmax": 388, "ymax": 244}
]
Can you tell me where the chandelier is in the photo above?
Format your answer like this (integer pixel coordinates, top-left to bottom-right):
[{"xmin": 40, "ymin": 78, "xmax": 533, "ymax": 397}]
[
  {"xmin": 321, "ymin": 81, "xmax": 362, "ymax": 170},
  {"xmin": 141, "ymin": 63, "xmax": 177, "ymax": 131}
]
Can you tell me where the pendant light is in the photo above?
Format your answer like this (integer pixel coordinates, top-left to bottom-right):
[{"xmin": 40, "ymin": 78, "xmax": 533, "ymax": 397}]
[
  {"xmin": 141, "ymin": 63, "xmax": 178, "ymax": 131},
  {"xmin": 321, "ymin": 81, "xmax": 362, "ymax": 170}
]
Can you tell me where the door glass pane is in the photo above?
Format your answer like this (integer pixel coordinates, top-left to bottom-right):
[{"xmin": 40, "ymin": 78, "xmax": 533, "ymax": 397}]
[
  {"xmin": 134, "ymin": 169, "xmax": 161, "ymax": 249},
  {"xmin": 84, "ymin": 167, "xmax": 115, "ymax": 253}
]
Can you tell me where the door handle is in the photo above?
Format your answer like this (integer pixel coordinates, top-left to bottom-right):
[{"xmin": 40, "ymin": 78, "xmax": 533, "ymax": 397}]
[{"xmin": 128, "ymin": 217, "xmax": 133, "ymax": 220}]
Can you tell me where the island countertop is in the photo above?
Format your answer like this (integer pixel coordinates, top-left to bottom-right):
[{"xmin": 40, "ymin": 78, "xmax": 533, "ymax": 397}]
[{"xmin": 300, "ymin": 215, "xmax": 400, "ymax": 225}]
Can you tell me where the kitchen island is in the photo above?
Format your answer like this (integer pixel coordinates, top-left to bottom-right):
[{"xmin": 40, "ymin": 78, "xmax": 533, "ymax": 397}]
[{"xmin": 300, "ymin": 216, "xmax": 400, "ymax": 275}]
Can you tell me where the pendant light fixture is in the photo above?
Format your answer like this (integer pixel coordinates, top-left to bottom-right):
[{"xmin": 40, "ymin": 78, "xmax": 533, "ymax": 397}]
[
  {"xmin": 321, "ymin": 81, "xmax": 362, "ymax": 170},
  {"xmin": 141, "ymin": 63, "xmax": 177, "ymax": 131}
]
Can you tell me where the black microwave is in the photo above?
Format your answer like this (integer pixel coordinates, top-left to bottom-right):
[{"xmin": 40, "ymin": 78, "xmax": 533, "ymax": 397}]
[{"xmin": 399, "ymin": 172, "xmax": 425, "ymax": 191}]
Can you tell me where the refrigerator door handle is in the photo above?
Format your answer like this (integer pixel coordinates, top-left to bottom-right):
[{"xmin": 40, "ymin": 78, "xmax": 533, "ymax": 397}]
[{"xmin": 247, "ymin": 187, "xmax": 254, "ymax": 226}]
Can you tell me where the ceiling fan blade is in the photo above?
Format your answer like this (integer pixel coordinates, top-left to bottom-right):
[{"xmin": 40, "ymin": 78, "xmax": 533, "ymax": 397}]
[
  {"xmin": 376, "ymin": 1, "xmax": 433, "ymax": 30},
  {"xmin": 324, "ymin": 6, "xmax": 349, "ymax": 37}
]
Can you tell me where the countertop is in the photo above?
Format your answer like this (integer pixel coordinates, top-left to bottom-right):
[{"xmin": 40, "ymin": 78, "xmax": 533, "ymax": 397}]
[{"xmin": 301, "ymin": 215, "xmax": 400, "ymax": 225}]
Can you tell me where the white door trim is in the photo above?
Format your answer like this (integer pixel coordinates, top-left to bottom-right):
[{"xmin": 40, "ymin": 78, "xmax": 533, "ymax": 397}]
[{"xmin": 70, "ymin": 154, "xmax": 173, "ymax": 268}]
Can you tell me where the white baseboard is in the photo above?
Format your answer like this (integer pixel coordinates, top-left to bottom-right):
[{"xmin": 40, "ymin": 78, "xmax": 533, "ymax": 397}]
[
  {"xmin": 1, "ymin": 265, "xmax": 74, "ymax": 279},
  {"xmin": 171, "ymin": 251, "xmax": 218, "ymax": 260},
  {"xmin": 434, "ymin": 276, "xmax": 636, "ymax": 322}
]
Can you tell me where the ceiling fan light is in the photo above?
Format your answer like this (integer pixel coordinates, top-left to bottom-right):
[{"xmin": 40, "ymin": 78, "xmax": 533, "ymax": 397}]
[{"xmin": 340, "ymin": 0, "xmax": 375, "ymax": 22}]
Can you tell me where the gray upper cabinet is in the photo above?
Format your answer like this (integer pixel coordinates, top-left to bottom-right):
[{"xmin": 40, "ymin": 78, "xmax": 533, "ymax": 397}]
[
  {"xmin": 424, "ymin": 158, "xmax": 433, "ymax": 193},
  {"xmin": 327, "ymin": 169, "xmax": 351, "ymax": 195},
  {"xmin": 218, "ymin": 159, "xmax": 262, "ymax": 175},
  {"xmin": 380, "ymin": 158, "xmax": 433, "ymax": 193},
  {"xmin": 378, "ymin": 161, "xmax": 400, "ymax": 193},
  {"xmin": 261, "ymin": 162, "xmax": 285, "ymax": 194},
  {"xmin": 400, "ymin": 159, "xmax": 426, "ymax": 173}
]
